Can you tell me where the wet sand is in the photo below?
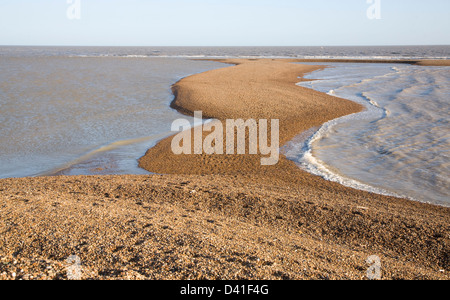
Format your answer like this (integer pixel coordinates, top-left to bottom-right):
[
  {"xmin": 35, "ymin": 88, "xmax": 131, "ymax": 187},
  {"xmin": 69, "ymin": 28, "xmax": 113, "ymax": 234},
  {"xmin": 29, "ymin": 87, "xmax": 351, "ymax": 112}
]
[{"xmin": 0, "ymin": 59, "xmax": 449, "ymax": 280}]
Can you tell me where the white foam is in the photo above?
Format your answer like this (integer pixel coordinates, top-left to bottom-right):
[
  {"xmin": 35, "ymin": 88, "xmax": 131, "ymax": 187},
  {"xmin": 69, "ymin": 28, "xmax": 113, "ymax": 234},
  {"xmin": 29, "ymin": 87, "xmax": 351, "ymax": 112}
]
[
  {"xmin": 286, "ymin": 63, "xmax": 411, "ymax": 200},
  {"xmin": 283, "ymin": 112, "xmax": 407, "ymax": 199},
  {"xmin": 288, "ymin": 62, "xmax": 450, "ymax": 206}
]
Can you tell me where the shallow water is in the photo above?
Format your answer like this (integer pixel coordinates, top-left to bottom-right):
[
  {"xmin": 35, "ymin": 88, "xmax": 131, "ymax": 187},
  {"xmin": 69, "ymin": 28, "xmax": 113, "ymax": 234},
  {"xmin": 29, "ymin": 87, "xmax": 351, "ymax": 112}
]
[
  {"xmin": 288, "ymin": 63, "xmax": 450, "ymax": 206},
  {"xmin": 0, "ymin": 56, "xmax": 225, "ymax": 178}
]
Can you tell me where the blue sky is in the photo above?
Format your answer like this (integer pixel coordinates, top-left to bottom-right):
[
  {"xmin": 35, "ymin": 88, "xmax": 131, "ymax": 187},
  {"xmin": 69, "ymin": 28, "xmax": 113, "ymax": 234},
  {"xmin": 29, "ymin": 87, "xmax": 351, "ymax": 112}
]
[{"xmin": 1, "ymin": 0, "xmax": 449, "ymax": 46}]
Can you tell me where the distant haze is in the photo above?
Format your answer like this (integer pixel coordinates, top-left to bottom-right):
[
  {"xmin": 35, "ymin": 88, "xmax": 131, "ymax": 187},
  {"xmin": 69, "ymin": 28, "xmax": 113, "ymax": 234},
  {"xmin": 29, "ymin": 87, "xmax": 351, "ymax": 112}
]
[{"xmin": 0, "ymin": 0, "xmax": 449, "ymax": 46}]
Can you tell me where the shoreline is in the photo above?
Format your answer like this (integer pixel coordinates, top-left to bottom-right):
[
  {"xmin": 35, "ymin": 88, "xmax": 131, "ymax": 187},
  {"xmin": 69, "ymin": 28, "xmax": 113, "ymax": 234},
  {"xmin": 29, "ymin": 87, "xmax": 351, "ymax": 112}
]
[
  {"xmin": 1, "ymin": 58, "xmax": 449, "ymax": 280},
  {"xmin": 173, "ymin": 59, "xmax": 407, "ymax": 201},
  {"xmin": 139, "ymin": 57, "xmax": 449, "ymax": 194},
  {"xmin": 141, "ymin": 58, "xmax": 450, "ymax": 208}
]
